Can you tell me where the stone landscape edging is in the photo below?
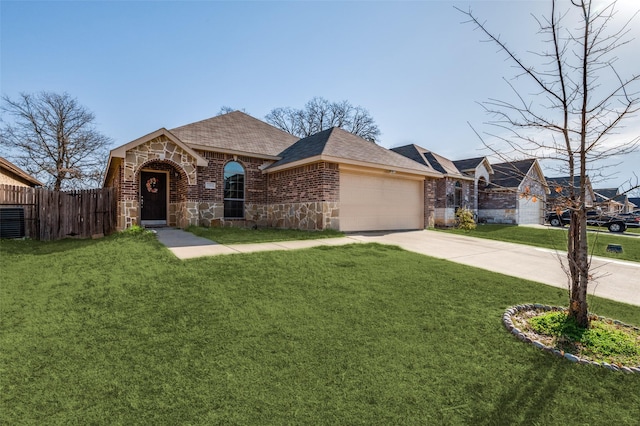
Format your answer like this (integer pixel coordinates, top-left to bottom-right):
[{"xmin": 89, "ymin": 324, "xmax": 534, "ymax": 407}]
[{"xmin": 502, "ymin": 304, "xmax": 640, "ymax": 374}]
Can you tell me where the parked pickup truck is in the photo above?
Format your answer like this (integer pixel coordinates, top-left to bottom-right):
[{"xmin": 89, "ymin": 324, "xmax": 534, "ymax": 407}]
[
  {"xmin": 546, "ymin": 209, "xmax": 628, "ymax": 233},
  {"xmin": 619, "ymin": 211, "xmax": 640, "ymax": 229}
]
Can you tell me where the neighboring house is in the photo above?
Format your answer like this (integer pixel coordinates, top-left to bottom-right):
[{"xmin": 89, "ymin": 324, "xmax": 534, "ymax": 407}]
[
  {"xmin": 103, "ymin": 111, "xmax": 443, "ymax": 232},
  {"xmin": 452, "ymin": 157, "xmax": 493, "ymax": 216},
  {"xmin": 478, "ymin": 159, "xmax": 549, "ymax": 225},
  {"xmin": 391, "ymin": 145, "xmax": 473, "ymax": 226},
  {"xmin": 0, "ymin": 157, "xmax": 43, "ymax": 239},
  {"xmin": 545, "ymin": 175, "xmax": 595, "ymax": 211},
  {"xmin": 0, "ymin": 157, "xmax": 43, "ymax": 187},
  {"xmin": 594, "ymin": 188, "xmax": 634, "ymax": 214},
  {"xmin": 629, "ymin": 197, "xmax": 640, "ymax": 212}
]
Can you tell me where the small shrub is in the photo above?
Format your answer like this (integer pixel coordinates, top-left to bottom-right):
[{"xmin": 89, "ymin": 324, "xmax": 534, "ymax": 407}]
[
  {"xmin": 456, "ymin": 208, "xmax": 477, "ymax": 232},
  {"xmin": 119, "ymin": 225, "xmax": 152, "ymax": 236}
]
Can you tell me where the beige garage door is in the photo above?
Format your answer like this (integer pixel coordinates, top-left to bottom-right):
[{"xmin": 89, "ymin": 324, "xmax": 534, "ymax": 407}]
[
  {"xmin": 518, "ymin": 197, "xmax": 543, "ymax": 224},
  {"xmin": 340, "ymin": 172, "xmax": 423, "ymax": 232}
]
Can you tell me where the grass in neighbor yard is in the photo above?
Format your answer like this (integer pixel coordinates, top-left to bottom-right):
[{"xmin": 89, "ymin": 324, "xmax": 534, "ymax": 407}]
[
  {"xmin": 439, "ymin": 224, "xmax": 640, "ymax": 262},
  {"xmin": 185, "ymin": 225, "xmax": 344, "ymax": 244},
  {"xmin": 1, "ymin": 233, "xmax": 640, "ymax": 425}
]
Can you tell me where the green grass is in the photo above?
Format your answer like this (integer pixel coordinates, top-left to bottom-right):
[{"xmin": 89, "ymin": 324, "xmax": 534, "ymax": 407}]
[
  {"xmin": 1, "ymin": 234, "xmax": 639, "ymax": 425},
  {"xmin": 527, "ymin": 311, "xmax": 640, "ymax": 365},
  {"xmin": 185, "ymin": 225, "xmax": 344, "ymax": 244},
  {"xmin": 440, "ymin": 224, "xmax": 640, "ymax": 262}
]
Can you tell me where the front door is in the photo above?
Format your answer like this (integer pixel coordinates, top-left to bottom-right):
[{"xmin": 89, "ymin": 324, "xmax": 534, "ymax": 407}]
[{"xmin": 140, "ymin": 171, "xmax": 167, "ymax": 225}]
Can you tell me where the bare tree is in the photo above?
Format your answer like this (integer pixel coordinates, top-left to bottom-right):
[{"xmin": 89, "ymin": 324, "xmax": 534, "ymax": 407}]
[
  {"xmin": 458, "ymin": 0, "xmax": 639, "ymax": 327},
  {"xmin": 1, "ymin": 92, "xmax": 112, "ymax": 190},
  {"xmin": 217, "ymin": 106, "xmax": 248, "ymax": 116},
  {"xmin": 265, "ymin": 97, "xmax": 381, "ymax": 142}
]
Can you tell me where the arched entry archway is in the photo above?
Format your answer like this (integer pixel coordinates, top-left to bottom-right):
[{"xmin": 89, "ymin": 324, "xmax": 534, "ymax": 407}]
[{"xmin": 136, "ymin": 160, "xmax": 188, "ymax": 227}]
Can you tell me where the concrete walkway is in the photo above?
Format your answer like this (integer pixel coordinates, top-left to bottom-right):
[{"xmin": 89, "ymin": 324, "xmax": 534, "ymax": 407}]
[{"xmin": 154, "ymin": 228, "xmax": 640, "ymax": 306}]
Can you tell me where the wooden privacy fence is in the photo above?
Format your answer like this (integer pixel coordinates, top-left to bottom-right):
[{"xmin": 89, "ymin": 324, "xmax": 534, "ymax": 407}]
[{"xmin": 0, "ymin": 184, "xmax": 117, "ymax": 241}]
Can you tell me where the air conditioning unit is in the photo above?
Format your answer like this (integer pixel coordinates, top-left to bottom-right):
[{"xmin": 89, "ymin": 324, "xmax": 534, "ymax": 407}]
[{"xmin": 0, "ymin": 208, "xmax": 26, "ymax": 239}]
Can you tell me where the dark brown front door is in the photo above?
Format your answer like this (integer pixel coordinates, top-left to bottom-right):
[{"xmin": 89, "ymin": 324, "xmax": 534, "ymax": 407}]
[{"xmin": 141, "ymin": 171, "xmax": 167, "ymax": 224}]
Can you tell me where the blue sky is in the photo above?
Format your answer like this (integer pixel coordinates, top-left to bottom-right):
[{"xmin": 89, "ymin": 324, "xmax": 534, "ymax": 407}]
[{"xmin": 2, "ymin": 0, "xmax": 638, "ymax": 190}]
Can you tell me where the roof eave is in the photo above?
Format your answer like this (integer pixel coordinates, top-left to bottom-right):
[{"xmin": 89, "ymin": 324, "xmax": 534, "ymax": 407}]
[{"xmin": 265, "ymin": 154, "xmax": 444, "ymax": 178}]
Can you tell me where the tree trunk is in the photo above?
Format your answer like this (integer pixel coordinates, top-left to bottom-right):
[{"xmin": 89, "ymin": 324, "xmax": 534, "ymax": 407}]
[{"xmin": 567, "ymin": 210, "xmax": 589, "ymax": 328}]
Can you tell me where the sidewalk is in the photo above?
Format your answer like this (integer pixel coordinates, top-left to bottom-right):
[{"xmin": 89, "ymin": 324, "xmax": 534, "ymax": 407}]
[{"xmin": 154, "ymin": 228, "xmax": 640, "ymax": 306}]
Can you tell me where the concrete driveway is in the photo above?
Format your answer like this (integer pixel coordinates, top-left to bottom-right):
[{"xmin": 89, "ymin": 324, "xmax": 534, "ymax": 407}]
[
  {"xmin": 349, "ymin": 230, "xmax": 640, "ymax": 307},
  {"xmin": 154, "ymin": 228, "xmax": 639, "ymax": 307}
]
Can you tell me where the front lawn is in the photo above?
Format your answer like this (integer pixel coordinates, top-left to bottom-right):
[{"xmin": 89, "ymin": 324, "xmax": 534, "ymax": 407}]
[
  {"xmin": 440, "ymin": 224, "xmax": 640, "ymax": 262},
  {"xmin": 1, "ymin": 234, "xmax": 639, "ymax": 424},
  {"xmin": 185, "ymin": 225, "xmax": 344, "ymax": 244}
]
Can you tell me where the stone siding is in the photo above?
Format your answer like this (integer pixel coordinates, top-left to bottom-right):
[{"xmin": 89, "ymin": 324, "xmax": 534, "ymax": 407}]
[
  {"xmin": 264, "ymin": 201, "xmax": 339, "ymax": 230},
  {"xmin": 478, "ymin": 208, "xmax": 517, "ymax": 224}
]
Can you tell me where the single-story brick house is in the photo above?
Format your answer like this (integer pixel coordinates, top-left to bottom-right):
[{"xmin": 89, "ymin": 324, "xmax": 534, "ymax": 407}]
[
  {"xmin": 0, "ymin": 157, "xmax": 43, "ymax": 187},
  {"xmin": 103, "ymin": 111, "xmax": 443, "ymax": 232},
  {"xmin": 478, "ymin": 159, "xmax": 548, "ymax": 224},
  {"xmin": 391, "ymin": 145, "xmax": 475, "ymax": 227}
]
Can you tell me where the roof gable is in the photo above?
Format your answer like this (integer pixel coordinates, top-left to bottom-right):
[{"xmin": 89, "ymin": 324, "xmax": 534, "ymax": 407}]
[
  {"xmin": 109, "ymin": 128, "xmax": 208, "ymax": 167},
  {"xmin": 170, "ymin": 111, "xmax": 298, "ymax": 157},
  {"xmin": 268, "ymin": 128, "xmax": 441, "ymax": 176},
  {"xmin": 489, "ymin": 159, "xmax": 541, "ymax": 189},
  {"xmin": 453, "ymin": 157, "xmax": 493, "ymax": 174}
]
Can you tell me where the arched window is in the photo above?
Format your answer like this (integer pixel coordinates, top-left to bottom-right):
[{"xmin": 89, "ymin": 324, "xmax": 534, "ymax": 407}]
[
  {"xmin": 224, "ymin": 161, "xmax": 245, "ymax": 218},
  {"xmin": 454, "ymin": 181, "xmax": 463, "ymax": 212}
]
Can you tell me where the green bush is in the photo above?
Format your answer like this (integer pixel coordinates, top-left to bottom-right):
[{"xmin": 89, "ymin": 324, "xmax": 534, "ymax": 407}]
[
  {"xmin": 119, "ymin": 225, "xmax": 151, "ymax": 236},
  {"xmin": 456, "ymin": 208, "xmax": 477, "ymax": 231}
]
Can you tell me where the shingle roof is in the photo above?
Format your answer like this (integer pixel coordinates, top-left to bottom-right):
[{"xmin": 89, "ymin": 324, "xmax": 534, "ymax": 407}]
[
  {"xmin": 268, "ymin": 128, "xmax": 440, "ymax": 175},
  {"xmin": 489, "ymin": 159, "xmax": 537, "ymax": 189},
  {"xmin": 545, "ymin": 175, "xmax": 590, "ymax": 197},
  {"xmin": 593, "ymin": 188, "xmax": 619, "ymax": 200},
  {"xmin": 452, "ymin": 157, "xmax": 486, "ymax": 172},
  {"xmin": 628, "ymin": 197, "xmax": 640, "ymax": 209},
  {"xmin": 390, "ymin": 144, "xmax": 465, "ymax": 177},
  {"xmin": 170, "ymin": 111, "xmax": 298, "ymax": 157}
]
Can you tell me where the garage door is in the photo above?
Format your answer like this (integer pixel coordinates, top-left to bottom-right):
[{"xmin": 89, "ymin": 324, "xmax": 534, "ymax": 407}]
[
  {"xmin": 339, "ymin": 172, "xmax": 423, "ymax": 232},
  {"xmin": 518, "ymin": 197, "xmax": 543, "ymax": 224}
]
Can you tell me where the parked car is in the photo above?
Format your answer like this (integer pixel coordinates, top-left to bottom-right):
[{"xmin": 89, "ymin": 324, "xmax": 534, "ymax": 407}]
[
  {"xmin": 546, "ymin": 209, "xmax": 627, "ymax": 232},
  {"xmin": 546, "ymin": 210, "xmax": 570, "ymax": 227}
]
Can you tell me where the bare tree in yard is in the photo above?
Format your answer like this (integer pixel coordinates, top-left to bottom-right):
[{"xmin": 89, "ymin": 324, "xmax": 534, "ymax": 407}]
[
  {"xmin": 458, "ymin": 0, "xmax": 639, "ymax": 327},
  {"xmin": 266, "ymin": 97, "xmax": 381, "ymax": 142},
  {"xmin": 0, "ymin": 92, "xmax": 111, "ymax": 191}
]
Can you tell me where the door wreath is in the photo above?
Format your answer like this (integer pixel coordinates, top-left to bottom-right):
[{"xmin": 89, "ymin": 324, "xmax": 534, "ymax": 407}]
[{"xmin": 146, "ymin": 177, "xmax": 159, "ymax": 193}]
